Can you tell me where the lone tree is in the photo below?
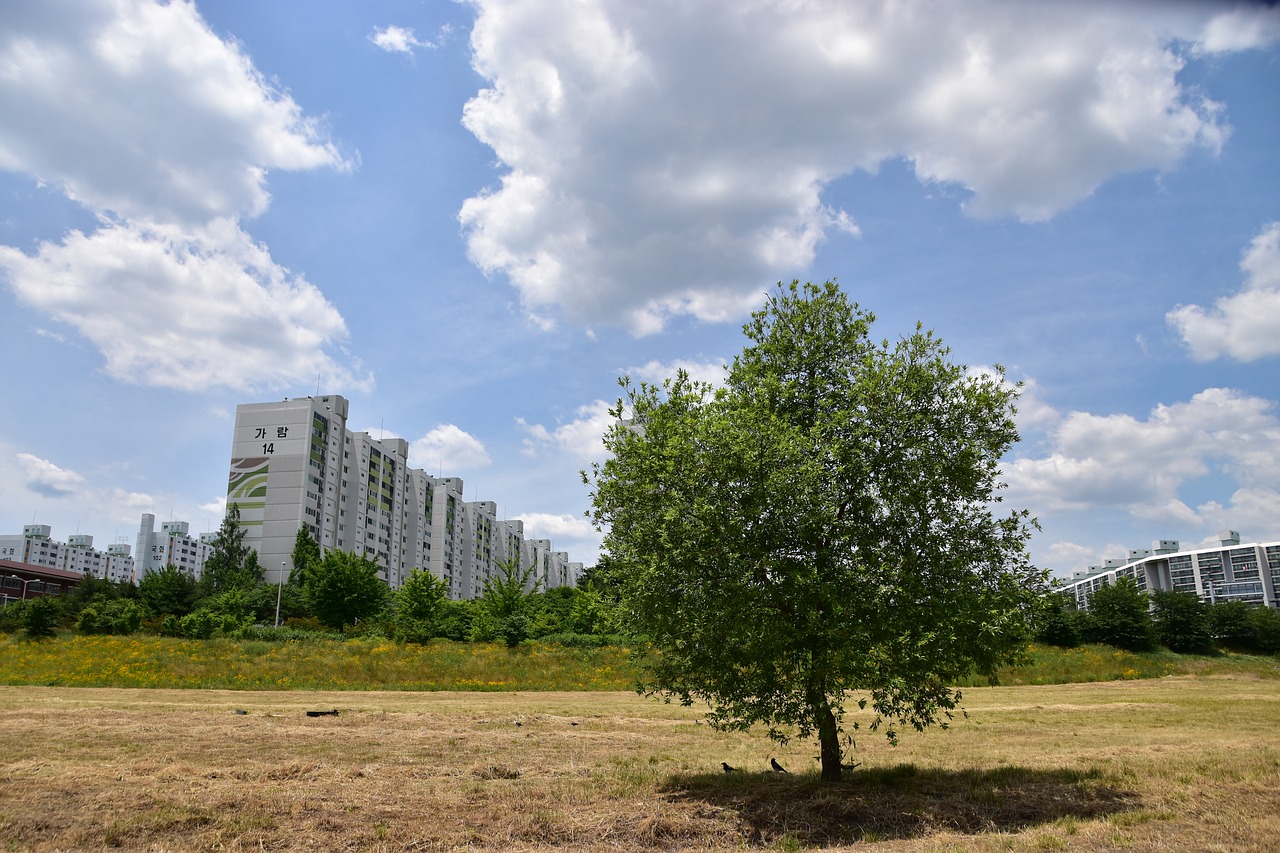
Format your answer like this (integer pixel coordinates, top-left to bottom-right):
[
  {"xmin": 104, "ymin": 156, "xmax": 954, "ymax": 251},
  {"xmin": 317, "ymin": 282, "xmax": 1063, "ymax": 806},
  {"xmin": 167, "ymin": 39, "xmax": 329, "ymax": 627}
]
[{"xmin": 587, "ymin": 281, "xmax": 1046, "ymax": 781}]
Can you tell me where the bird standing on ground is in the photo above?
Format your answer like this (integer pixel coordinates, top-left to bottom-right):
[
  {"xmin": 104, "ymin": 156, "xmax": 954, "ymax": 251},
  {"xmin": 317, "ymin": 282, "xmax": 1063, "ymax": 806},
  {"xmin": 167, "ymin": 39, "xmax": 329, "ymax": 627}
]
[
  {"xmin": 722, "ymin": 762, "xmax": 739, "ymax": 773},
  {"xmin": 771, "ymin": 758, "xmax": 789, "ymax": 773}
]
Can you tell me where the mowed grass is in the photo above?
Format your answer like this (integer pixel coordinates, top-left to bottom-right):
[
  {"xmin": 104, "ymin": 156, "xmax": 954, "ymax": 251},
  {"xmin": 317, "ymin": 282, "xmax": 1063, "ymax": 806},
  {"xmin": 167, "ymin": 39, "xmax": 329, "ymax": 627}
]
[{"xmin": 1, "ymin": 676, "xmax": 1279, "ymax": 851}]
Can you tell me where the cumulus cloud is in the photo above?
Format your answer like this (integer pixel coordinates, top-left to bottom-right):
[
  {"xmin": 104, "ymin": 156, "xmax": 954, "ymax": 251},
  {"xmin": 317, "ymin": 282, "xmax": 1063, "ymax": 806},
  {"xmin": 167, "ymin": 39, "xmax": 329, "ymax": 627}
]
[
  {"xmin": 370, "ymin": 24, "xmax": 451, "ymax": 55},
  {"xmin": 1196, "ymin": 4, "xmax": 1280, "ymax": 54},
  {"xmin": 1006, "ymin": 387, "xmax": 1280, "ymax": 529},
  {"xmin": 460, "ymin": 0, "xmax": 1253, "ymax": 333},
  {"xmin": 1167, "ymin": 222, "xmax": 1280, "ymax": 362},
  {"xmin": 628, "ymin": 358, "xmax": 728, "ymax": 388},
  {"xmin": 15, "ymin": 452, "xmax": 85, "ymax": 498},
  {"xmin": 0, "ymin": 0, "xmax": 360, "ymax": 390},
  {"xmin": 517, "ymin": 400, "xmax": 616, "ymax": 461},
  {"xmin": 409, "ymin": 425, "xmax": 492, "ymax": 471},
  {"xmin": 0, "ymin": 0, "xmax": 347, "ymax": 224},
  {"xmin": 0, "ymin": 219, "xmax": 369, "ymax": 392}
]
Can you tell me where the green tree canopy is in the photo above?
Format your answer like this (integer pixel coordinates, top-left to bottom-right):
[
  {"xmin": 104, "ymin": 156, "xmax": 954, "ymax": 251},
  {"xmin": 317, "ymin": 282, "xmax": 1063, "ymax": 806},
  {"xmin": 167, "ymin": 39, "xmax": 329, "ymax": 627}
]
[
  {"xmin": 1083, "ymin": 577, "xmax": 1158, "ymax": 652},
  {"xmin": 200, "ymin": 504, "xmax": 263, "ymax": 595},
  {"xmin": 138, "ymin": 564, "xmax": 200, "ymax": 617},
  {"xmin": 304, "ymin": 550, "xmax": 389, "ymax": 631},
  {"xmin": 587, "ymin": 280, "xmax": 1046, "ymax": 781},
  {"xmin": 475, "ymin": 557, "xmax": 541, "ymax": 647},
  {"xmin": 289, "ymin": 525, "xmax": 321, "ymax": 588},
  {"xmin": 1150, "ymin": 589, "xmax": 1212, "ymax": 654},
  {"xmin": 390, "ymin": 568, "xmax": 449, "ymax": 643}
]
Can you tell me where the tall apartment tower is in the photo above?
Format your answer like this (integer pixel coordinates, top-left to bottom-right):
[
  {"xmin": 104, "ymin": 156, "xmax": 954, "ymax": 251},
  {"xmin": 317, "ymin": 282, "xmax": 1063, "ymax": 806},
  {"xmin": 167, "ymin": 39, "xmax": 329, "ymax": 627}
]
[
  {"xmin": 228, "ymin": 395, "xmax": 350, "ymax": 585},
  {"xmin": 226, "ymin": 394, "xmax": 583, "ymax": 596}
]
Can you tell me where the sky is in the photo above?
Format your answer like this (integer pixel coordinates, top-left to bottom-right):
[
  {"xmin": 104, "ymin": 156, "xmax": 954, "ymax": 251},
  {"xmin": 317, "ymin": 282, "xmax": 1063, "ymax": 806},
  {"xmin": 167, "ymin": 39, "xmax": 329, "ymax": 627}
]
[{"xmin": 1, "ymin": 0, "xmax": 1278, "ymax": 580}]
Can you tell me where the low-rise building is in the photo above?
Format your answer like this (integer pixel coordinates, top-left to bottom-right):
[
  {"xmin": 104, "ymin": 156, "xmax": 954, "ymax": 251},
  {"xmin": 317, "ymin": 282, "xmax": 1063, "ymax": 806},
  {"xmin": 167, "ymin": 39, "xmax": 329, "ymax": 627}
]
[
  {"xmin": 0, "ymin": 525, "xmax": 135, "ymax": 583},
  {"xmin": 1, "ymin": 558, "xmax": 84, "ymax": 605}
]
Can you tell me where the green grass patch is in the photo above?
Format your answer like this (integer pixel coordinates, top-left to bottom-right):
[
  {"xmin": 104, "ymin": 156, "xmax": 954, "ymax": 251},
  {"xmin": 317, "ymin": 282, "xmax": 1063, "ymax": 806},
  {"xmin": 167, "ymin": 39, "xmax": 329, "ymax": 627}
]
[
  {"xmin": 953, "ymin": 643, "xmax": 1280, "ymax": 687},
  {"xmin": 0, "ymin": 634, "xmax": 641, "ymax": 691},
  {"xmin": 1, "ymin": 635, "xmax": 1275, "ymax": 692}
]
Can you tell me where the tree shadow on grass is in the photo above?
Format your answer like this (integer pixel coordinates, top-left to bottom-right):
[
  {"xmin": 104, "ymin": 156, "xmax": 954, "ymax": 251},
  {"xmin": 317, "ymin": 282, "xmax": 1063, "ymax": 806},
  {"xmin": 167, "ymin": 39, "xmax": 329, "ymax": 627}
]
[{"xmin": 659, "ymin": 763, "xmax": 1139, "ymax": 845}]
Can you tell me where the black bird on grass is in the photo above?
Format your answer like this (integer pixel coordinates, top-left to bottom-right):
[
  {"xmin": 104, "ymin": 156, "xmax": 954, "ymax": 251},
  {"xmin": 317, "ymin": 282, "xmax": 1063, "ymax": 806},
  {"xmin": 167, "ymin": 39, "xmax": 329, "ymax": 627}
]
[
  {"xmin": 770, "ymin": 758, "xmax": 789, "ymax": 773},
  {"xmin": 722, "ymin": 762, "xmax": 739, "ymax": 773}
]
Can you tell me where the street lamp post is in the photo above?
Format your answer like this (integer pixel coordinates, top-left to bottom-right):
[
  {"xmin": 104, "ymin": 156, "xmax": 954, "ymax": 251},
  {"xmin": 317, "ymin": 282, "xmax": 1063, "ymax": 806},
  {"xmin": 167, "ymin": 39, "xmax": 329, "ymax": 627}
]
[
  {"xmin": 5, "ymin": 574, "xmax": 35, "ymax": 605},
  {"xmin": 274, "ymin": 561, "xmax": 286, "ymax": 628}
]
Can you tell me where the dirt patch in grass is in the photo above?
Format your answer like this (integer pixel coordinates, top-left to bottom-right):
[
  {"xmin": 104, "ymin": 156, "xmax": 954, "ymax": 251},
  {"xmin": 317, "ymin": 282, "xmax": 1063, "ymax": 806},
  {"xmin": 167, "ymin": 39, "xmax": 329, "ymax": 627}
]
[{"xmin": 0, "ymin": 677, "xmax": 1277, "ymax": 851}]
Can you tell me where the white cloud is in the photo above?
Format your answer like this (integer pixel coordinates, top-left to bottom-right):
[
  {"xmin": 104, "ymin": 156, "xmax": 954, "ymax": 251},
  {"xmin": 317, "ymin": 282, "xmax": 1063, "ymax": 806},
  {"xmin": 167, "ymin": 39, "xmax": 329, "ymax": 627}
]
[
  {"xmin": 628, "ymin": 358, "xmax": 727, "ymax": 388},
  {"xmin": 15, "ymin": 452, "xmax": 85, "ymax": 498},
  {"xmin": 1196, "ymin": 5, "xmax": 1280, "ymax": 54},
  {"xmin": 517, "ymin": 400, "xmax": 615, "ymax": 461},
  {"xmin": 1042, "ymin": 539, "xmax": 1127, "ymax": 578},
  {"xmin": 409, "ymin": 425, "xmax": 492, "ymax": 471},
  {"xmin": 371, "ymin": 24, "xmax": 450, "ymax": 55},
  {"xmin": 1167, "ymin": 222, "xmax": 1280, "ymax": 362},
  {"xmin": 0, "ymin": 0, "xmax": 348, "ymax": 224},
  {"xmin": 460, "ymin": 0, "xmax": 1248, "ymax": 333},
  {"xmin": 0, "ymin": 0, "xmax": 361, "ymax": 391},
  {"xmin": 1006, "ymin": 387, "xmax": 1280, "ymax": 527},
  {"xmin": 514, "ymin": 511, "xmax": 595, "ymax": 542},
  {"xmin": 0, "ymin": 219, "xmax": 370, "ymax": 392}
]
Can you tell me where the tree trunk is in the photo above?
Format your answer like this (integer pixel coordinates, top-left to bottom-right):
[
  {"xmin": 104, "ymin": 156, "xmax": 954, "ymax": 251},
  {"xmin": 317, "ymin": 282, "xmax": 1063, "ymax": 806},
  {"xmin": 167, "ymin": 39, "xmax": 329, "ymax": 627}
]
[{"xmin": 813, "ymin": 693, "xmax": 842, "ymax": 782}]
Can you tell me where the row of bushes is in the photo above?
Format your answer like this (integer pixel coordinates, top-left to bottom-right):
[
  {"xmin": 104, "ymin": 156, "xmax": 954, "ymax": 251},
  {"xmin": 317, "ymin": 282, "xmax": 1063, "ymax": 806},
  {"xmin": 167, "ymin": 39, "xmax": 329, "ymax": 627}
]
[{"xmin": 0, "ymin": 570, "xmax": 619, "ymax": 647}]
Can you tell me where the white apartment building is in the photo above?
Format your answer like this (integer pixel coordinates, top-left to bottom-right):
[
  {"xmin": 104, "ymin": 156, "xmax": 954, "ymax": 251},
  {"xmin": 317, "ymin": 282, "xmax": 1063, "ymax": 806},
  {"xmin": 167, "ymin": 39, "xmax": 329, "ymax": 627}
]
[
  {"xmin": 227, "ymin": 395, "xmax": 582, "ymax": 596},
  {"xmin": 0, "ymin": 524, "xmax": 135, "ymax": 582},
  {"xmin": 134, "ymin": 515, "xmax": 214, "ymax": 581},
  {"xmin": 1059, "ymin": 531, "xmax": 1280, "ymax": 610}
]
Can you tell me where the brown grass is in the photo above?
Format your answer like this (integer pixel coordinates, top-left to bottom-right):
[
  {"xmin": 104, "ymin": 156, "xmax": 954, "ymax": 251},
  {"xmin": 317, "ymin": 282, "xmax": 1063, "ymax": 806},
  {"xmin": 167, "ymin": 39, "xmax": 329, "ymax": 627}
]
[{"xmin": 0, "ymin": 676, "xmax": 1277, "ymax": 851}]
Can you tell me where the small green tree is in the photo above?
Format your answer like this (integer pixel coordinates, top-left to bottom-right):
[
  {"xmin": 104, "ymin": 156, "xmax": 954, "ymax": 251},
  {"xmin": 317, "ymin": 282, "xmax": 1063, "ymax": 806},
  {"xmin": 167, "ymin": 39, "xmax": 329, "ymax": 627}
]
[
  {"xmin": 391, "ymin": 569, "xmax": 449, "ymax": 643},
  {"xmin": 304, "ymin": 550, "xmax": 389, "ymax": 631},
  {"xmin": 200, "ymin": 504, "xmax": 264, "ymax": 595},
  {"xmin": 475, "ymin": 557, "xmax": 541, "ymax": 647},
  {"xmin": 138, "ymin": 564, "xmax": 200, "ymax": 616},
  {"xmin": 22, "ymin": 597, "xmax": 61, "ymax": 639},
  {"xmin": 1084, "ymin": 578, "xmax": 1157, "ymax": 652},
  {"xmin": 434, "ymin": 598, "xmax": 476, "ymax": 641},
  {"xmin": 1208, "ymin": 601, "xmax": 1255, "ymax": 650},
  {"xmin": 1034, "ymin": 592, "xmax": 1085, "ymax": 648},
  {"xmin": 1250, "ymin": 606, "xmax": 1280, "ymax": 655},
  {"xmin": 1150, "ymin": 589, "xmax": 1212, "ymax": 654},
  {"xmin": 290, "ymin": 525, "xmax": 322, "ymax": 588},
  {"xmin": 587, "ymin": 281, "xmax": 1046, "ymax": 781}
]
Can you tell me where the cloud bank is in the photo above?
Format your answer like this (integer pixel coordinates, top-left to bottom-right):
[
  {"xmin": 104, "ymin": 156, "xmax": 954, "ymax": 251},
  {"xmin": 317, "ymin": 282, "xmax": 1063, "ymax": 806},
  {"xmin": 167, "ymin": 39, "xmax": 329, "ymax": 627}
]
[{"xmin": 459, "ymin": 0, "xmax": 1269, "ymax": 333}]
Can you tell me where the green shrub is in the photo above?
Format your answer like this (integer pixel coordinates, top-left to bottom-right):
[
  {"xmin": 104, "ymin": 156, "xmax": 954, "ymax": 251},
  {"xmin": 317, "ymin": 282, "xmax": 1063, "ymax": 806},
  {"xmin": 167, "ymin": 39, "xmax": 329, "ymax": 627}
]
[
  {"xmin": 23, "ymin": 598, "xmax": 62, "ymax": 639},
  {"xmin": 76, "ymin": 599, "xmax": 144, "ymax": 635},
  {"xmin": 179, "ymin": 610, "xmax": 219, "ymax": 640}
]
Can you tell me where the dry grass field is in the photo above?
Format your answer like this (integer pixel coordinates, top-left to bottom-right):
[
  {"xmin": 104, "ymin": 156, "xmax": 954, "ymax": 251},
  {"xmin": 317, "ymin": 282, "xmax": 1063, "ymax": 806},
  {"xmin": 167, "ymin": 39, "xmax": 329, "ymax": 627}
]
[{"xmin": 1, "ymin": 676, "xmax": 1278, "ymax": 851}]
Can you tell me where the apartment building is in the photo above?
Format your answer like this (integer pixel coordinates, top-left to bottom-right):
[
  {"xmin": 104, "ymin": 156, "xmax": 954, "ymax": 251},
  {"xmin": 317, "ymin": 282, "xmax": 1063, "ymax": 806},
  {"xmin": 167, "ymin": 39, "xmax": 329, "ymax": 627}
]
[
  {"xmin": 134, "ymin": 515, "xmax": 214, "ymax": 581},
  {"xmin": 1059, "ymin": 530, "xmax": 1280, "ymax": 610},
  {"xmin": 227, "ymin": 395, "xmax": 581, "ymax": 596},
  {"xmin": 0, "ymin": 524, "xmax": 135, "ymax": 583}
]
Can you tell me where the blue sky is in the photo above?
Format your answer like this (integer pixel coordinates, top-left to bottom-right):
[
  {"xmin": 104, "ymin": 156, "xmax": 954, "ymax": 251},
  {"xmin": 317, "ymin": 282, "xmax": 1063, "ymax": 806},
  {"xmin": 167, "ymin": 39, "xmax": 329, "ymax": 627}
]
[{"xmin": 1, "ymin": 0, "xmax": 1277, "ymax": 578}]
